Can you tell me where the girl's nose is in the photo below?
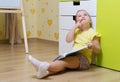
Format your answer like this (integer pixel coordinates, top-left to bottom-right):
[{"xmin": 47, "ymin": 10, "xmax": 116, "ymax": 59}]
[
  {"xmin": 81, "ymin": 16, "xmax": 85, "ymax": 19},
  {"xmin": 82, "ymin": 16, "xmax": 85, "ymax": 18}
]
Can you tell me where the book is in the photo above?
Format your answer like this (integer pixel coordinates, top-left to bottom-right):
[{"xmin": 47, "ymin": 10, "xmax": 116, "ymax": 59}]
[{"xmin": 53, "ymin": 45, "xmax": 88, "ymax": 61}]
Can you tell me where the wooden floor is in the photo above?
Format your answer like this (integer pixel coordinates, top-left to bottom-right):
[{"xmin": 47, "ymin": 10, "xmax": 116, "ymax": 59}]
[{"xmin": 0, "ymin": 39, "xmax": 120, "ymax": 82}]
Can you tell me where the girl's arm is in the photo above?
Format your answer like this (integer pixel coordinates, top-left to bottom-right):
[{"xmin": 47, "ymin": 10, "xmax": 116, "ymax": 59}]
[
  {"xmin": 88, "ymin": 37, "xmax": 101, "ymax": 54},
  {"xmin": 66, "ymin": 21, "xmax": 82, "ymax": 43},
  {"xmin": 66, "ymin": 26, "xmax": 77, "ymax": 43}
]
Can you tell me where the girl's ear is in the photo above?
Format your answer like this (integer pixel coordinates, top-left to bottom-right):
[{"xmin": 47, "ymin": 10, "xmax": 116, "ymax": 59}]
[
  {"xmin": 90, "ymin": 19, "xmax": 92, "ymax": 27},
  {"xmin": 89, "ymin": 18, "xmax": 92, "ymax": 23},
  {"xmin": 89, "ymin": 17, "xmax": 92, "ymax": 22}
]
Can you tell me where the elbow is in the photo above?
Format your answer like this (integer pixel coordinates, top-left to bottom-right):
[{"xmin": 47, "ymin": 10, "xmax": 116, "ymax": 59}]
[
  {"xmin": 66, "ymin": 33, "xmax": 74, "ymax": 43},
  {"xmin": 93, "ymin": 46, "xmax": 101, "ymax": 54},
  {"xmin": 66, "ymin": 37, "xmax": 73, "ymax": 43},
  {"xmin": 66, "ymin": 39, "xmax": 72, "ymax": 43},
  {"xmin": 95, "ymin": 50, "xmax": 100, "ymax": 54},
  {"xmin": 95, "ymin": 48, "xmax": 101, "ymax": 54}
]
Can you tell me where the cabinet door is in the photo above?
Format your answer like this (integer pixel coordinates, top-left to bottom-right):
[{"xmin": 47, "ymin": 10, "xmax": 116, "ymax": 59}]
[
  {"xmin": 59, "ymin": 16, "xmax": 75, "ymax": 29},
  {"xmin": 60, "ymin": 16, "xmax": 96, "ymax": 30},
  {"xmin": 60, "ymin": 0, "xmax": 96, "ymax": 16},
  {"xmin": 96, "ymin": 0, "xmax": 120, "ymax": 70},
  {"xmin": 59, "ymin": 29, "xmax": 73, "ymax": 55}
]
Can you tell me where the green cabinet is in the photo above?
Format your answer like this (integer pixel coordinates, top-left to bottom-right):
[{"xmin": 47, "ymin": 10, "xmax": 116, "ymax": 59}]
[{"xmin": 96, "ymin": 0, "xmax": 120, "ymax": 71}]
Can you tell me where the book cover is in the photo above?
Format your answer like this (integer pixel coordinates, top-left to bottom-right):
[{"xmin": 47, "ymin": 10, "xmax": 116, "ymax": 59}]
[{"xmin": 54, "ymin": 45, "xmax": 87, "ymax": 61}]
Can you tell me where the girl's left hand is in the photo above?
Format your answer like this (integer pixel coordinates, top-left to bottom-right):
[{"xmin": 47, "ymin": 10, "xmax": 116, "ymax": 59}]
[{"xmin": 87, "ymin": 42, "xmax": 93, "ymax": 50}]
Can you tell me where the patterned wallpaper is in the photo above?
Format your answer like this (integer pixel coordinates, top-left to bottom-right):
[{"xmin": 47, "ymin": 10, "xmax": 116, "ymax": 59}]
[{"xmin": 0, "ymin": 0, "xmax": 59, "ymax": 41}]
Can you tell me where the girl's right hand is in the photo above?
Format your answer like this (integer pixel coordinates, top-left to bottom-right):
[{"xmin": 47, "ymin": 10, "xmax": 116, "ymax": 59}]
[{"xmin": 75, "ymin": 19, "xmax": 84, "ymax": 29}]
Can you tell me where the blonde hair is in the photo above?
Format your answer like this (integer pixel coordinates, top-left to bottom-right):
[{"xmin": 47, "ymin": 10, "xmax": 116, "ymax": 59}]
[{"xmin": 75, "ymin": 9, "xmax": 92, "ymax": 27}]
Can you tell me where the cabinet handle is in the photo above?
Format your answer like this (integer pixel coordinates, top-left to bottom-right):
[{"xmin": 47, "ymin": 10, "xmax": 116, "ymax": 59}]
[
  {"xmin": 73, "ymin": 1, "xmax": 80, "ymax": 6},
  {"xmin": 73, "ymin": 16, "xmax": 76, "ymax": 21}
]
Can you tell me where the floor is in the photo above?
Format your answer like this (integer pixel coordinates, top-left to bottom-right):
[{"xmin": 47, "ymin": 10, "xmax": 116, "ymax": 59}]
[{"xmin": 0, "ymin": 39, "xmax": 120, "ymax": 82}]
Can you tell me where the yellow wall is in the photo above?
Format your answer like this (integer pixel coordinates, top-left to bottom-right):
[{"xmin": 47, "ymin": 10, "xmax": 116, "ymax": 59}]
[{"xmin": 0, "ymin": 0, "xmax": 59, "ymax": 41}]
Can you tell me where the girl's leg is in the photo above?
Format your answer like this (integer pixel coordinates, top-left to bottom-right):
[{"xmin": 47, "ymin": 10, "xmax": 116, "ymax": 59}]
[
  {"xmin": 48, "ymin": 55, "xmax": 80, "ymax": 74},
  {"xmin": 28, "ymin": 55, "xmax": 80, "ymax": 78}
]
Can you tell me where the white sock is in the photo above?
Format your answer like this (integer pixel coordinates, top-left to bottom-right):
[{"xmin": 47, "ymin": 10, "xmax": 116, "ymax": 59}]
[
  {"xmin": 28, "ymin": 55, "xmax": 50, "ymax": 78},
  {"xmin": 36, "ymin": 62, "xmax": 50, "ymax": 78},
  {"xmin": 28, "ymin": 55, "xmax": 42, "ymax": 70}
]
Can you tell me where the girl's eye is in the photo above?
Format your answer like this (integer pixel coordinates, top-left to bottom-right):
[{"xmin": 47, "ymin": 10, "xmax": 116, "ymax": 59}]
[
  {"xmin": 78, "ymin": 15, "xmax": 82, "ymax": 17},
  {"xmin": 84, "ymin": 14, "xmax": 88, "ymax": 16}
]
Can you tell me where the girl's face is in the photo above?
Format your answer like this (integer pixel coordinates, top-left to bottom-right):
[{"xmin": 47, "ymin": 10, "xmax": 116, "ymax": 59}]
[{"xmin": 76, "ymin": 10, "xmax": 91, "ymax": 25}]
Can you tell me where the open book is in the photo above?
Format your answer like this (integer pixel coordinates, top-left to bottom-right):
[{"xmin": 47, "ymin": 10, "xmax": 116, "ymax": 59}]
[{"xmin": 54, "ymin": 45, "xmax": 88, "ymax": 61}]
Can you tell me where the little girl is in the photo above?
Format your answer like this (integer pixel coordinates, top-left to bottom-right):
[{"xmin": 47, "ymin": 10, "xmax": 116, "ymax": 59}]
[{"xmin": 28, "ymin": 9, "xmax": 101, "ymax": 78}]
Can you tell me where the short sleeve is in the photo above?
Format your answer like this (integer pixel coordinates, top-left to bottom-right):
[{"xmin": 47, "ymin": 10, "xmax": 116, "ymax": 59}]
[
  {"xmin": 95, "ymin": 32, "xmax": 101, "ymax": 38},
  {"xmin": 89, "ymin": 28, "xmax": 101, "ymax": 40}
]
